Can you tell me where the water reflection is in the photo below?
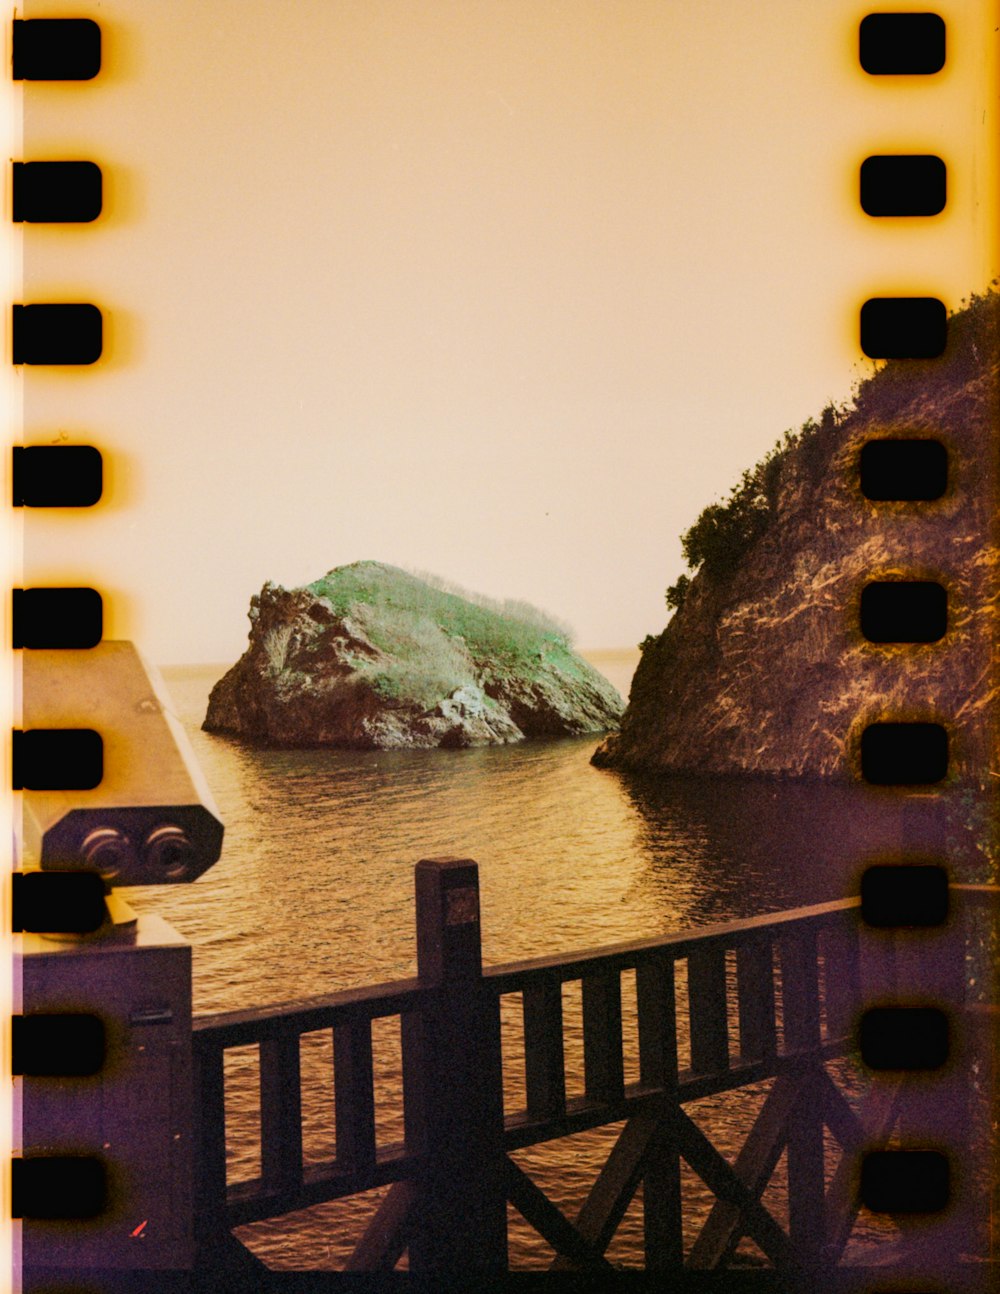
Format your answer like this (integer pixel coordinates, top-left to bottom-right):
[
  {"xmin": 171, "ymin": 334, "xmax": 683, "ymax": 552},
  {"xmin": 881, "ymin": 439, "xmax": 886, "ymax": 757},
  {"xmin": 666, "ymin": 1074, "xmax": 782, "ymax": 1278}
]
[{"xmin": 613, "ymin": 771, "xmax": 981, "ymax": 928}]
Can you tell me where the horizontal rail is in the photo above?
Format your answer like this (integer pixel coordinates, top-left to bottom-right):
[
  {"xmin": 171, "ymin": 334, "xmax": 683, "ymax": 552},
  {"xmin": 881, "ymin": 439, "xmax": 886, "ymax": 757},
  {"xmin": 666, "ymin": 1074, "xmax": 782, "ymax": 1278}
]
[
  {"xmin": 951, "ymin": 883, "xmax": 1000, "ymax": 901},
  {"xmin": 482, "ymin": 897, "xmax": 858, "ymax": 993},
  {"xmin": 223, "ymin": 1145, "xmax": 421, "ymax": 1228},
  {"xmin": 192, "ymin": 976, "xmax": 430, "ymax": 1049}
]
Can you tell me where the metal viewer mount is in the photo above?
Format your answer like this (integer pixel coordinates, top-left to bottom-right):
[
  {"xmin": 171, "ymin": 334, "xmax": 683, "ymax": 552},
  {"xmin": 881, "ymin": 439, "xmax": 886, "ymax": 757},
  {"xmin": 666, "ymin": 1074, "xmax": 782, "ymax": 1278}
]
[{"xmin": 21, "ymin": 641, "xmax": 224, "ymax": 911}]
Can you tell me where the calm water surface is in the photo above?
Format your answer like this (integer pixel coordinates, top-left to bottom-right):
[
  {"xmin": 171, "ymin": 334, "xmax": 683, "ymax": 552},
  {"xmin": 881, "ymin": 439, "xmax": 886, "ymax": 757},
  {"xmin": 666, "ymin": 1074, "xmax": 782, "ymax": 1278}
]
[{"xmin": 129, "ymin": 652, "xmax": 984, "ymax": 1270}]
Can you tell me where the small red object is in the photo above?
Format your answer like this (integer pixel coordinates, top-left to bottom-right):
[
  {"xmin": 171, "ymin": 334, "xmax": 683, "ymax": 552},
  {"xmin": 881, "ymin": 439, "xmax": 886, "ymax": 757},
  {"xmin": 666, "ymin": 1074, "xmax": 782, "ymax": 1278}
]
[{"xmin": 130, "ymin": 1220, "xmax": 148, "ymax": 1237}]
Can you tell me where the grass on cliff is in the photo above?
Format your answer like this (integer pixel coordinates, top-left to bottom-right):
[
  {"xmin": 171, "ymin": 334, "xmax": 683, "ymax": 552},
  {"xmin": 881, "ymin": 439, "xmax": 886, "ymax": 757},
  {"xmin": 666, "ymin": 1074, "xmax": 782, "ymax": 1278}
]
[
  {"xmin": 661, "ymin": 285, "xmax": 1000, "ymax": 621},
  {"xmin": 306, "ymin": 562, "xmax": 576, "ymax": 697}
]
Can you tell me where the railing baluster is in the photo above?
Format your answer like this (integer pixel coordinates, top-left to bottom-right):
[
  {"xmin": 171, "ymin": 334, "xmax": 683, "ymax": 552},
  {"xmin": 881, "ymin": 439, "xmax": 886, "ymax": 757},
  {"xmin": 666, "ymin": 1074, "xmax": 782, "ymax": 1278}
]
[
  {"xmin": 779, "ymin": 929, "xmax": 824, "ymax": 1263},
  {"xmin": 259, "ymin": 1030, "xmax": 303, "ymax": 1199},
  {"xmin": 781, "ymin": 928, "xmax": 821, "ymax": 1053},
  {"xmin": 334, "ymin": 1019, "xmax": 377, "ymax": 1173},
  {"xmin": 636, "ymin": 952, "xmax": 677, "ymax": 1090},
  {"xmin": 636, "ymin": 953, "xmax": 682, "ymax": 1269},
  {"xmin": 861, "ymin": 923, "xmax": 898, "ymax": 1005},
  {"xmin": 523, "ymin": 976, "xmax": 566, "ymax": 1121},
  {"xmin": 582, "ymin": 969, "xmax": 624, "ymax": 1104},
  {"xmin": 400, "ymin": 1009, "xmax": 427, "ymax": 1158},
  {"xmin": 736, "ymin": 938, "xmax": 776, "ymax": 1063},
  {"xmin": 688, "ymin": 946, "xmax": 729, "ymax": 1075},
  {"xmin": 821, "ymin": 919, "xmax": 861, "ymax": 1044}
]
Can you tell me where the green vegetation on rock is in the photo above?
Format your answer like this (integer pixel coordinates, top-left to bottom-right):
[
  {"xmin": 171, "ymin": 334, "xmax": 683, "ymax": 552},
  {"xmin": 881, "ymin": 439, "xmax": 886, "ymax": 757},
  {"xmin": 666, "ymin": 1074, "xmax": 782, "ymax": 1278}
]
[
  {"xmin": 205, "ymin": 561, "xmax": 623, "ymax": 749},
  {"xmin": 306, "ymin": 564, "xmax": 574, "ymax": 701}
]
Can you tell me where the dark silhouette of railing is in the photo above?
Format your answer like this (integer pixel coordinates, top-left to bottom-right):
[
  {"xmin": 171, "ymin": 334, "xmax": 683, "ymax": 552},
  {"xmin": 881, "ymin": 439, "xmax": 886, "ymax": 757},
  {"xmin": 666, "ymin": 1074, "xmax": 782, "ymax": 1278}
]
[{"xmin": 191, "ymin": 861, "xmax": 996, "ymax": 1278}]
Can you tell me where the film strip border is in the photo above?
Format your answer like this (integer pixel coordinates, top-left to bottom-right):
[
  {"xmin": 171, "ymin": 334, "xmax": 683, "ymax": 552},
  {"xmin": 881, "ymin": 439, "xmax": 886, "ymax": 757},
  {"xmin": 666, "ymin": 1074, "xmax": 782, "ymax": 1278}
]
[
  {"xmin": 853, "ymin": 8, "xmax": 971, "ymax": 1266},
  {"xmin": 5, "ymin": 6, "xmax": 994, "ymax": 1281},
  {"xmin": 10, "ymin": 16, "xmax": 112, "ymax": 1230}
]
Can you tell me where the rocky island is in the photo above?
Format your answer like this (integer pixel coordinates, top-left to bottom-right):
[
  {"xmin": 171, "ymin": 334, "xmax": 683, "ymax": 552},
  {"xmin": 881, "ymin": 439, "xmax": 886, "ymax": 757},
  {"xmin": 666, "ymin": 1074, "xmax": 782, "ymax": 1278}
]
[
  {"xmin": 204, "ymin": 562, "xmax": 623, "ymax": 748},
  {"xmin": 593, "ymin": 289, "xmax": 999, "ymax": 782}
]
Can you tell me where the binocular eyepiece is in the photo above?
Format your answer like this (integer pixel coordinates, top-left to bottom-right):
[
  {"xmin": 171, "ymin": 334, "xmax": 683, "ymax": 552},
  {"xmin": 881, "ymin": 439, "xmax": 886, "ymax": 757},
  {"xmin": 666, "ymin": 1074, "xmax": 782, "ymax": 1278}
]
[
  {"xmin": 21, "ymin": 642, "xmax": 224, "ymax": 886},
  {"xmin": 78, "ymin": 822, "xmax": 200, "ymax": 882}
]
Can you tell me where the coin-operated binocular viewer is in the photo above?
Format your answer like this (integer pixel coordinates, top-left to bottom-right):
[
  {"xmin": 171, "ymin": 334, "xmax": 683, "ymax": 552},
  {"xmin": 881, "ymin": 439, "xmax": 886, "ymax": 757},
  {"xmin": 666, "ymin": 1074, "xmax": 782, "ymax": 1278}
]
[{"xmin": 16, "ymin": 642, "xmax": 224, "ymax": 1279}]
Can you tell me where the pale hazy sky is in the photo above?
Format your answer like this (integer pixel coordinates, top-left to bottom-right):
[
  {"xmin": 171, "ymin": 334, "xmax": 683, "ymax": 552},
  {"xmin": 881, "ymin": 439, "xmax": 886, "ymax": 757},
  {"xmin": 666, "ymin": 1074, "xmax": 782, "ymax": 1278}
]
[{"xmin": 19, "ymin": 0, "xmax": 999, "ymax": 663}]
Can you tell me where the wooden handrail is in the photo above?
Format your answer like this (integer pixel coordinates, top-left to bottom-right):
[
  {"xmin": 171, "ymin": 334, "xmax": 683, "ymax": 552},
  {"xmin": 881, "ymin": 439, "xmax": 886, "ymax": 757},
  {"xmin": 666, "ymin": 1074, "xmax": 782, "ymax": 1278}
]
[
  {"xmin": 483, "ymin": 897, "xmax": 859, "ymax": 992},
  {"xmin": 192, "ymin": 975, "xmax": 429, "ymax": 1048}
]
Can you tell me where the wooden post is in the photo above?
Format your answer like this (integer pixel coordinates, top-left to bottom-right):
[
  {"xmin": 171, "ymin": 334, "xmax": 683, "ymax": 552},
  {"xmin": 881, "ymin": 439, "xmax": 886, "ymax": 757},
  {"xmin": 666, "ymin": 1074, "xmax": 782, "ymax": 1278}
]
[
  {"xmin": 404, "ymin": 858, "xmax": 508, "ymax": 1275},
  {"xmin": 688, "ymin": 945, "xmax": 729, "ymax": 1076},
  {"xmin": 259, "ymin": 1030, "xmax": 303, "ymax": 1201}
]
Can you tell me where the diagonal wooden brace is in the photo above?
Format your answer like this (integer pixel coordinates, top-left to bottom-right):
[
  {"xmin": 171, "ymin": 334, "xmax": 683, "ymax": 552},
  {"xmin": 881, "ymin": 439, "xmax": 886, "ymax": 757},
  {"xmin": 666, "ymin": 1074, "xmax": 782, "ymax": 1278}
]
[
  {"xmin": 687, "ymin": 1071, "xmax": 811, "ymax": 1268},
  {"xmin": 504, "ymin": 1155, "xmax": 614, "ymax": 1271},
  {"xmin": 550, "ymin": 1106, "xmax": 667, "ymax": 1270},
  {"xmin": 672, "ymin": 1105, "xmax": 796, "ymax": 1267}
]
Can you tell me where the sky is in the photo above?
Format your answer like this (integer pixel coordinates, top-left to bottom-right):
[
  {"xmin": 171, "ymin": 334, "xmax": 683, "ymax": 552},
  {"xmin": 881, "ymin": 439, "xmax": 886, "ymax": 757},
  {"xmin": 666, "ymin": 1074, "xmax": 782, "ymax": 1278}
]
[{"xmin": 17, "ymin": 0, "xmax": 999, "ymax": 663}]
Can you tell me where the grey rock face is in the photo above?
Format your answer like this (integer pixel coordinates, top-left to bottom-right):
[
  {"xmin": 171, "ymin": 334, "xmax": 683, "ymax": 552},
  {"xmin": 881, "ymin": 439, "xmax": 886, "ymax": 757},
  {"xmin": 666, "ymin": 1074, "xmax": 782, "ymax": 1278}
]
[
  {"xmin": 204, "ymin": 562, "xmax": 623, "ymax": 749},
  {"xmin": 594, "ymin": 293, "xmax": 999, "ymax": 782}
]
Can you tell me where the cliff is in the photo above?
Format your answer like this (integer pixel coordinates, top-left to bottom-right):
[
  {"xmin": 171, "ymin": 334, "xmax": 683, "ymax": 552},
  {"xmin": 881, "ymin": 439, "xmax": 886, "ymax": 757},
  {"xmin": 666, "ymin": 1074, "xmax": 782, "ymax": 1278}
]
[
  {"xmin": 204, "ymin": 562, "xmax": 623, "ymax": 748},
  {"xmin": 593, "ymin": 290, "xmax": 999, "ymax": 781}
]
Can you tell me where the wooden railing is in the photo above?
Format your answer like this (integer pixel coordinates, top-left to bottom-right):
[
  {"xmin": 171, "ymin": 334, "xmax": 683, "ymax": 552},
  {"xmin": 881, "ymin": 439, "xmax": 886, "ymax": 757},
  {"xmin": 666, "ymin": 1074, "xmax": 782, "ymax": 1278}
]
[
  {"xmin": 193, "ymin": 976, "xmax": 432, "ymax": 1231},
  {"xmin": 191, "ymin": 861, "xmax": 996, "ymax": 1277}
]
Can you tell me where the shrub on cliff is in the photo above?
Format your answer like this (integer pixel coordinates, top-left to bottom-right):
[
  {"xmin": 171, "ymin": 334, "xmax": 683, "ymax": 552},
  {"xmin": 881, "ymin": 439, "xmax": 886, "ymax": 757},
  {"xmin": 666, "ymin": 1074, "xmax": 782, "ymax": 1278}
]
[
  {"xmin": 670, "ymin": 441, "xmax": 786, "ymax": 588},
  {"xmin": 664, "ymin": 574, "xmax": 690, "ymax": 611},
  {"xmin": 664, "ymin": 404, "xmax": 844, "ymax": 610},
  {"xmin": 662, "ymin": 286, "xmax": 999, "ymax": 617}
]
